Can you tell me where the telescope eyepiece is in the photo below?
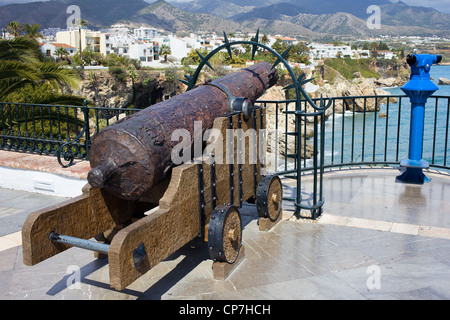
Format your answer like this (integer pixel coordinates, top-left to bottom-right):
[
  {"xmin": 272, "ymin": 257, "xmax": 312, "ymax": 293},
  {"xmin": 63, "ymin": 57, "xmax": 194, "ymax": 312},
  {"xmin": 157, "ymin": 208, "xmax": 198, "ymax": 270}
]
[{"xmin": 406, "ymin": 54, "xmax": 417, "ymax": 66}]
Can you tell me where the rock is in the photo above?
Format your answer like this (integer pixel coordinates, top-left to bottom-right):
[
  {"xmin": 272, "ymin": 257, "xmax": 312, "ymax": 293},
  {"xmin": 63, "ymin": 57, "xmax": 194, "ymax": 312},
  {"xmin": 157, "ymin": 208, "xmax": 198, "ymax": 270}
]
[
  {"xmin": 261, "ymin": 86, "xmax": 314, "ymax": 160},
  {"xmin": 76, "ymin": 70, "xmax": 134, "ymax": 108},
  {"xmin": 312, "ymin": 82, "xmax": 347, "ymax": 114},
  {"xmin": 375, "ymin": 77, "xmax": 397, "ymax": 87},
  {"xmin": 375, "ymin": 88, "xmax": 398, "ymax": 104},
  {"xmin": 438, "ymin": 78, "xmax": 450, "ymax": 85},
  {"xmin": 343, "ymin": 78, "xmax": 379, "ymax": 112}
]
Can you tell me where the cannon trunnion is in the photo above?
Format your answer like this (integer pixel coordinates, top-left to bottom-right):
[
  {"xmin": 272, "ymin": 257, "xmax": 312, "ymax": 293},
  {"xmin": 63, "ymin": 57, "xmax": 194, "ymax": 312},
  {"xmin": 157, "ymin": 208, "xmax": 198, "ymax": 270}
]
[{"xmin": 21, "ymin": 62, "xmax": 283, "ymax": 291}]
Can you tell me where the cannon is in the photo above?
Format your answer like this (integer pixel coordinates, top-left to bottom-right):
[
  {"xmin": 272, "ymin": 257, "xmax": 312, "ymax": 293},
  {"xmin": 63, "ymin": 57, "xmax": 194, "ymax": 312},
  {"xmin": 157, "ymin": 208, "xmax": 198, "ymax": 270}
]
[
  {"xmin": 21, "ymin": 62, "xmax": 284, "ymax": 290},
  {"xmin": 87, "ymin": 62, "xmax": 278, "ymax": 201}
]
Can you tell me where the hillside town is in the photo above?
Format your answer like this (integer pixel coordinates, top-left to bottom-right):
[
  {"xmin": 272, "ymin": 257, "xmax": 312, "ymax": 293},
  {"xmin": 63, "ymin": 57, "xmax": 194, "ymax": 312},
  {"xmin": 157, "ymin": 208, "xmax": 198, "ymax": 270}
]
[{"xmin": 4, "ymin": 23, "xmax": 448, "ymax": 70}]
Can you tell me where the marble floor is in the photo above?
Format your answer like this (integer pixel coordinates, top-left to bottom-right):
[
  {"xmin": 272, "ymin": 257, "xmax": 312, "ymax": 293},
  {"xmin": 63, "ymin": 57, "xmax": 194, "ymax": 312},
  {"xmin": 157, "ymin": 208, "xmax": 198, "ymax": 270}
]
[{"xmin": 1, "ymin": 167, "xmax": 450, "ymax": 300}]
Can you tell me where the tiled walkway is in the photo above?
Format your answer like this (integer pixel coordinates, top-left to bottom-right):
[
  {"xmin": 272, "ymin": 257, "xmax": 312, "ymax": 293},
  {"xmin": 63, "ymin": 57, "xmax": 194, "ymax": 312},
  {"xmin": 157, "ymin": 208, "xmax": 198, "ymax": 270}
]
[{"xmin": 1, "ymin": 161, "xmax": 450, "ymax": 300}]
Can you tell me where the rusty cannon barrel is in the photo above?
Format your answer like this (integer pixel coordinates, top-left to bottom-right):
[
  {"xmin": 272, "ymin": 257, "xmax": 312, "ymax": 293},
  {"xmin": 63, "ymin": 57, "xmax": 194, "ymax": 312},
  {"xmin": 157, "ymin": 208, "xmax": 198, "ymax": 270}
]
[{"xmin": 87, "ymin": 62, "xmax": 278, "ymax": 201}]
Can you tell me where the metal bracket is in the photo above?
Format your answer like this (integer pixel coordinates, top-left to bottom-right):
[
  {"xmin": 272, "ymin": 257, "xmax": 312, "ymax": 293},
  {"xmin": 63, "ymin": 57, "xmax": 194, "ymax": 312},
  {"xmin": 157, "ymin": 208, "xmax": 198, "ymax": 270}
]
[
  {"xmin": 202, "ymin": 80, "xmax": 254, "ymax": 120},
  {"xmin": 197, "ymin": 163, "xmax": 206, "ymax": 239}
]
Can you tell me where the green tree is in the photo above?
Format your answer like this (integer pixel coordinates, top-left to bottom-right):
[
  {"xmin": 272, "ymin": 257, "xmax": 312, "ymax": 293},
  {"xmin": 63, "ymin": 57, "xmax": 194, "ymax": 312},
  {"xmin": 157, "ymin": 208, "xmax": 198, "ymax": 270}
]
[
  {"xmin": 182, "ymin": 48, "xmax": 209, "ymax": 65},
  {"xmin": 261, "ymin": 34, "xmax": 269, "ymax": 46},
  {"xmin": 22, "ymin": 23, "xmax": 43, "ymax": 40},
  {"xmin": 76, "ymin": 19, "xmax": 88, "ymax": 68},
  {"xmin": 271, "ymin": 39, "xmax": 310, "ymax": 64},
  {"xmin": 54, "ymin": 47, "xmax": 69, "ymax": 62},
  {"xmin": 159, "ymin": 44, "xmax": 171, "ymax": 63},
  {"xmin": 271, "ymin": 38, "xmax": 286, "ymax": 55},
  {"xmin": 0, "ymin": 37, "xmax": 82, "ymax": 104},
  {"xmin": 72, "ymin": 48, "xmax": 106, "ymax": 66},
  {"xmin": 6, "ymin": 21, "xmax": 22, "ymax": 38}
]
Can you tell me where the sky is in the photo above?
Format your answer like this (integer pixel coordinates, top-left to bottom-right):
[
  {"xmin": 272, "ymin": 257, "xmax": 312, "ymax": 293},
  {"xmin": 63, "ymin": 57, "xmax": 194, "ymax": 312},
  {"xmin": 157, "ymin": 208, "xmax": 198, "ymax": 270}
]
[{"xmin": 0, "ymin": 0, "xmax": 449, "ymax": 14}]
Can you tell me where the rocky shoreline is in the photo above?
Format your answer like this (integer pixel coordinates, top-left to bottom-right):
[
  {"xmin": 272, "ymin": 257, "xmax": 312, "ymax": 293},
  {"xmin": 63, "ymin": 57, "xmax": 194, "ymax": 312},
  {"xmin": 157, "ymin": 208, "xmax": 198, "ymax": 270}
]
[{"xmin": 261, "ymin": 74, "xmax": 405, "ymax": 161}]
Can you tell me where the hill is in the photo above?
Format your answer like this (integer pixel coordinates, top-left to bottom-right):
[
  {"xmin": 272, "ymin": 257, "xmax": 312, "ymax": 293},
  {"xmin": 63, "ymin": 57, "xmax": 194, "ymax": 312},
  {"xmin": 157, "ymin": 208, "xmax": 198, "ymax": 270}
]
[
  {"xmin": 172, "ymin": 0, "xmax": 450, "ymax": 35},
  {"xmin": 123, "ymin": 0, "xmax": 242, "ymax": 33},
  {"xmin": 0, "ymin": 0, "xmax": 449, "ymax": 38},
  {"xmin": 0, "ymin": 0, "xmax": 148, "ymax": 28}
]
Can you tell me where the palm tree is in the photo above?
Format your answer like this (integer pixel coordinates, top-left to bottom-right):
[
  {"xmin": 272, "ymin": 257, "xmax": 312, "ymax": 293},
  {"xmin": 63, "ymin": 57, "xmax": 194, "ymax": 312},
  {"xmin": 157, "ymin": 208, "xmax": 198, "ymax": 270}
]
[
  {"xmin": 261, "ymin": 34, "xmax": 269, "ymax": 46},
  {"xmin": 55, "ymin": 47, "xmax": 69, "ymax": 62},
  {"xmin": 22, "ymin": 23, "xmax": 43, "ymax": 40},
  {"xmin": 159, "ymin": 44, "xmax": 171, "ymax": 63},
  {"xmin": 76, "ymin": 19, "xmax": 88, "ymax": 68},
  {"xmin": 0, "ymin": 36, "xmax": 86, "ymax": 149},
  {"xmin": 0, "ymin": 37, "xmax": 82, "ymax": 103},
  {"xmin": 260, "ymin": 34, "xmax": 270, "ymax": 53},
  {"xmin": 6, "ymin": 21, "xmax": 22, "ymax": 38}
]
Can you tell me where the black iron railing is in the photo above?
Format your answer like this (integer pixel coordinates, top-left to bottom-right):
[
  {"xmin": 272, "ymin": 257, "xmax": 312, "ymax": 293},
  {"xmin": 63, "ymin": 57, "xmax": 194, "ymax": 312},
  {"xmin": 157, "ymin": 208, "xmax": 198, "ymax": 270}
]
[
  {"xmin": 259, "ymin": 94, "xmax": 450, "ymax": 175},
  {"xmin": 0, "ymin": 101, "xmax": 141, "ymax": 166},
  {"xmin": 2, "ymin": 95, "xmax": 450, "ymax": 171}
]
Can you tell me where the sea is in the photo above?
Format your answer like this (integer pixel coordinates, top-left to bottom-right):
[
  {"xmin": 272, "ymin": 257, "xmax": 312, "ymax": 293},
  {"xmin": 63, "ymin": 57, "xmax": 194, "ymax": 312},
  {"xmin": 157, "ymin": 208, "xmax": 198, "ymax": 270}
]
[
  {"xmin": 273, "ymin": 65, "xmax": 450, "ymax": 173},
  {"xmin": 322, "ymin": 64, "xmax": 450, "ymax": 169}
]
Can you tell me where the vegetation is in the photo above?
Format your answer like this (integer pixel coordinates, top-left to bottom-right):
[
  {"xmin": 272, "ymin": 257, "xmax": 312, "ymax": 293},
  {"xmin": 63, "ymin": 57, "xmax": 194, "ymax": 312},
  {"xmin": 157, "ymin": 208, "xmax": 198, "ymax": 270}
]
[
  {"xmin": 0, "ymin": 36, "xmax": 83, "ymax": 105},
  {"xmin": 0, "ymin": 28, "xmax": 87, "ymax": 154},
  {"xmin": 271, "ymin": 39, "xmax": 310, "ymax": 64},
  {"xmin": 159, "ymin": 44, "xmax": 171, "ymax": 63},
  {"xmin": 323, "ymin": 57, "xmax": 380, "ymax": 80}
]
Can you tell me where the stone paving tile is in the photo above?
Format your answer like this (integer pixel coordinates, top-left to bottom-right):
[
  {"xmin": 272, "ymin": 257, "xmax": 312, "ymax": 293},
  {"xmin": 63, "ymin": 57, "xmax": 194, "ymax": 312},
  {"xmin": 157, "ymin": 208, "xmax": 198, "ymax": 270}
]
[{"xmin": 1, "ymin": 168, "xmax": 450, "ymax": 300}]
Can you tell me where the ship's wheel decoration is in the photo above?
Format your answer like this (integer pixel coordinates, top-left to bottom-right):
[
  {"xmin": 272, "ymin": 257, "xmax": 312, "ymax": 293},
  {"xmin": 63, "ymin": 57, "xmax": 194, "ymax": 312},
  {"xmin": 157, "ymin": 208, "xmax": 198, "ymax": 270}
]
[{"xmin": 178, "ymin": 29, "xmax": 331, "ymax": 114}]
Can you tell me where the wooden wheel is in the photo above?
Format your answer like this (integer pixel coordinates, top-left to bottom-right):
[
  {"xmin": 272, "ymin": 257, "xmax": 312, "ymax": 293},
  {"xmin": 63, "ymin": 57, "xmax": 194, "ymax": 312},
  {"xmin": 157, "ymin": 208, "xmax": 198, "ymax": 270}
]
[
  {"xmin": 208, "ymin": 205, "xmax": 242, "ymax": 264},
  {"xmin": 256, "ymin": 175, "xmax": 282, "ymax": 222}
]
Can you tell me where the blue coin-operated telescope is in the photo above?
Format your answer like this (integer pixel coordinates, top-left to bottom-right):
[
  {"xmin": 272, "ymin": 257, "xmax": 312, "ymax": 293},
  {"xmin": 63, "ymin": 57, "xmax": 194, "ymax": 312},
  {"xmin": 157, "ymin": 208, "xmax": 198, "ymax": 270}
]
[{"xmin": 396, "ymin": 53, "xmax": 442, "ymax": 184}]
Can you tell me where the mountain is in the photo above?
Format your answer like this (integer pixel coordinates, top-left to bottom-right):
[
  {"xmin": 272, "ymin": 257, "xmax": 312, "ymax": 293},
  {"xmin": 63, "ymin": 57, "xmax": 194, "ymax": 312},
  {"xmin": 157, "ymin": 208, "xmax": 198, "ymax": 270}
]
[
  {"xmin": 231, "ymin": 2, "xmax": 305, "ymax": 22},
  {"xmin": 0, "ymin": 0, "xmax": 449, "ymax": 38},
  {"xmin": 172, "ymin": 0, "xmax": 392, "ymax": 18},
  {"xmin": 171, "ymin": 0, "xmax": 450, "ymax": 33},
  {"xmin": 0, "ymin": 0, "xmax": 148, "ymax": 28},
  {"xmin": 123, "ymin": 0, "xmax": 242, "ymax": 33},
  {"xmin": 379, "ymin": 1, "xmax": 450, "ymax": 30},
  {"xmin": 173, "ymin": 0, "xmax": 254, "ymax": 19}
]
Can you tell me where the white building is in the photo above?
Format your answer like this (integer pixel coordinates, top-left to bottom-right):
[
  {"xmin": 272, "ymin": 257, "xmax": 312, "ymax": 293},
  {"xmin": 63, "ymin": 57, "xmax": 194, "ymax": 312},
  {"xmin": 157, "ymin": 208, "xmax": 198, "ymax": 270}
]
[
  {"xmin": 56, "ymin": 29, "xmax": 109, "ymax": 56},
  {"xmin": 40, "ymin": 42, "xmax": 77, "ymax": 59},
  {"xmin": 309, "ymin": 43, "xmax": 370, "ymax": 60},
  {"xmin": 116, "ymin": 42, "xmax": 159, "ymax": 66},
  {"xmin": 153, "ymin": 36, "xmax": 192, "ymax": 62},
  {"xmin": 309, "ymin": 43, "xmax": 353, "ymax": 59},
  {"xmin": 134, "ymin": 27, "xmax": 159, "ymax": 40},
  {"xmin": 376, "ymin": 50, "xmax": 397, "ymax": 59}
]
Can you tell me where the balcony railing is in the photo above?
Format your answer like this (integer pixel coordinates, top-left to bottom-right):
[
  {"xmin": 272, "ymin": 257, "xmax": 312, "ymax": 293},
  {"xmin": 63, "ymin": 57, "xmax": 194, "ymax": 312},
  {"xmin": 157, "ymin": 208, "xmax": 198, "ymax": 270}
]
[
  {"xmin": 0, "ymin": 101, "xmax": 141, "ymax": 166},
  {"xmin": 259, "ymin": 94, "xmax": 450, "ymax": 175},
  {"xmin": 1, "ymin": 95, "xmax": 450, "ymax": 172}
]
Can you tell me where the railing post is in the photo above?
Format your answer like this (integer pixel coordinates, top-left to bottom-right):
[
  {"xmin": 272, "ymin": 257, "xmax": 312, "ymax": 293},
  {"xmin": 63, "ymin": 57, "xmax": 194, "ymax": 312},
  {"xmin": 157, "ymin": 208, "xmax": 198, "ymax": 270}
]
[{"xmin": 83, "ymin": 100, "xmax": 90, "ymax": 160}]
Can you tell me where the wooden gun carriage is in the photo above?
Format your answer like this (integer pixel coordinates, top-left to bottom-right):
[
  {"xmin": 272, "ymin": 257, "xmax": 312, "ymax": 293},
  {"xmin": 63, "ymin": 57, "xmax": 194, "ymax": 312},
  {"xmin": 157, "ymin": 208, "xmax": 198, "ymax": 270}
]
[{"xmin": 21, "ymin": 62, "xmax": 284, "ymax": 290}]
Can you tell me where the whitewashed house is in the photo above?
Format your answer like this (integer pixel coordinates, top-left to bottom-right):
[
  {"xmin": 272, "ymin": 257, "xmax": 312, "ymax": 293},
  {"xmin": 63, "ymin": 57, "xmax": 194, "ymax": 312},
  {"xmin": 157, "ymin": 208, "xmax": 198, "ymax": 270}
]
[{"xmin": 40, "ymin": 42, "xmax": 77, "ymax": 59}]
